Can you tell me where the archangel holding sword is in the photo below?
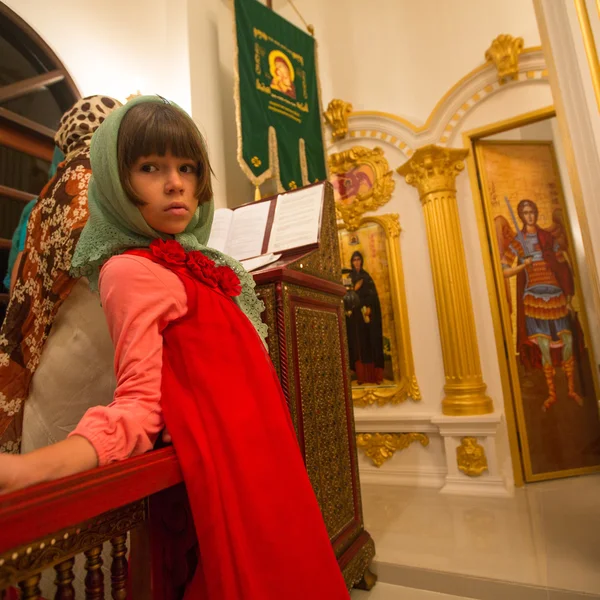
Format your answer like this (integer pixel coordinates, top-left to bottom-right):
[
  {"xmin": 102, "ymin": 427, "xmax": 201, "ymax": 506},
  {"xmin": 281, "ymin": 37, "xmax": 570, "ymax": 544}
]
[{"xmin": 497, "ymin": 198, "xmax": 583, "ymax": 412}]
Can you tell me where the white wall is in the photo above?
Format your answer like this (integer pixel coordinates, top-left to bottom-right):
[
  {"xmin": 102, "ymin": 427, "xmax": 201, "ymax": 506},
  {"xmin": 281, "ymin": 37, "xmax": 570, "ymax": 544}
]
[
  {"xmin": 279, "ymin": 0, "xmax": 541, "ymax": 124},
  {"xmin": 5, "ymin": 0, "xmax": 255, "ymax": 209},
  {"xmin": 5, "ymin": 0, "xmax": 191, "ymax": 110}
]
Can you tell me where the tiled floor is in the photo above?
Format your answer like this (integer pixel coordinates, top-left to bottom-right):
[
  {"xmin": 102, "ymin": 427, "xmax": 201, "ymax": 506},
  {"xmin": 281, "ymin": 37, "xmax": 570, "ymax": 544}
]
[{"xmin": 356, "ymin": 474, "xmax": 600, "ymax": 599}]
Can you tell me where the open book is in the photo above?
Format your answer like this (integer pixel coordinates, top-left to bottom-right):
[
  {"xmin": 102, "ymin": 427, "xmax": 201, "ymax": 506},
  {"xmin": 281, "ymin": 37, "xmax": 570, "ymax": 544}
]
[{"xmin": 207, "ymin": 184, "xmax": 324, "ymax": 271}]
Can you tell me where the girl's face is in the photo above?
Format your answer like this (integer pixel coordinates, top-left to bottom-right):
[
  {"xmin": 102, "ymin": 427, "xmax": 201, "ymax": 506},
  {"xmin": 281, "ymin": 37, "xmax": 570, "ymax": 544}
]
[
  {"xmin": 129, "ymin": 151, "xmax": 199, "ymax": 235},
  {"xmin": 352, "ymin": 255, "xmax": 362, "ymax": 270}
]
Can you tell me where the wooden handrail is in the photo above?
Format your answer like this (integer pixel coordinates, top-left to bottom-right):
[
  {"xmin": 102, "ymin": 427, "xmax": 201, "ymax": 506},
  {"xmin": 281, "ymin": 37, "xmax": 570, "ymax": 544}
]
[{"xmin": 0, "ymin": 447, "xmax": 183, "ymax": 552}]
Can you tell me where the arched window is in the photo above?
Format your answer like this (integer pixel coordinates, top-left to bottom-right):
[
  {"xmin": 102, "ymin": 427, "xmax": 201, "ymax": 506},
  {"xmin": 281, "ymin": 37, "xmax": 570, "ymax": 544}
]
[{"xmin": 0, "ymin": 2, "xmax": 79, "ymax": 321}]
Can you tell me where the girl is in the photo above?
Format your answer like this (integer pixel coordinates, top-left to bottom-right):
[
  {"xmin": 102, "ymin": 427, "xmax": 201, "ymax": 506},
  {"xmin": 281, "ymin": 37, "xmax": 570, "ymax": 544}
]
[{"xmin": 0, "ymin": 96, "xmax": 350, "ymax": 600}]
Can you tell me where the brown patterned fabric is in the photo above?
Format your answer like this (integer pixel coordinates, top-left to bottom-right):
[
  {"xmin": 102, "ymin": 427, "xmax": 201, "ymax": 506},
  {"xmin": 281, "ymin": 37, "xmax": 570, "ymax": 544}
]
[{"xmin": 0, "ymin": 96, "xmax": 121, "ymax": 453}]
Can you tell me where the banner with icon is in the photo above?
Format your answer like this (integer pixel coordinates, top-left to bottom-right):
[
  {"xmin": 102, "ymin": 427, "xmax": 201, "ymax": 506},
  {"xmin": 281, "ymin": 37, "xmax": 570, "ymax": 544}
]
[{"xmin": 233, "ymin": 0, "xmax": 327, "ymax": 192}]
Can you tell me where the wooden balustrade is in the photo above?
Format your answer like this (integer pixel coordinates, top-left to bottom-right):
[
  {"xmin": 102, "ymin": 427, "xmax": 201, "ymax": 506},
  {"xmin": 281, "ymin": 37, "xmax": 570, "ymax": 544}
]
[{"xmin": 0, "ymin": 447, "xmax": 191, "ymax": 599}]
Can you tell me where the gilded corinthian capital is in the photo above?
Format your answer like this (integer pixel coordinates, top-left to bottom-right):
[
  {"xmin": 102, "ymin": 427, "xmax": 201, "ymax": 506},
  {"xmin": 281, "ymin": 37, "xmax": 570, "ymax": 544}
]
[
  {"xmin": 485, "ymin": 34, "xmax": 524, "ymax": 81},
  {"xmin": 323, "ymin": 99, "xmax": 353, "ymax": 140},
  {"xmin": 397, "ymin": 145, "xmax": 469, "ymax": 200}
]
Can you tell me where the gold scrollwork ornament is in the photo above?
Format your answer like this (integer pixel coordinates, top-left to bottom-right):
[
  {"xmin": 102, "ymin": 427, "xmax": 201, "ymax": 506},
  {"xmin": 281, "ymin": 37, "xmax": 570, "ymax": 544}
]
[
  {"xmin": 329, "ymin": 146, "xmax": 395, "ymax": 231},
  {"xmin": 323, "ymin": 98, "xmax": 353, "ymax": 140},
  {"xmin": 456, "ymin": 437, "xmax": 489, "ymax": 477},
  {"xmin": 485, "ymin": 34, "xmax": 524, "ymax": 82},
  {"xmin": 356, "ymin": 433, "xmax": 429, "ymax": 467}
]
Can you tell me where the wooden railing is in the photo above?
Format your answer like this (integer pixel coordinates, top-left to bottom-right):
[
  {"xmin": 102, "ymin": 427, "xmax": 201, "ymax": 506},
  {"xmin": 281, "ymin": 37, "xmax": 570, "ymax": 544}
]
[{"xmin": 0, "ymin": 447, "xmax": 197, "ymax": 599}]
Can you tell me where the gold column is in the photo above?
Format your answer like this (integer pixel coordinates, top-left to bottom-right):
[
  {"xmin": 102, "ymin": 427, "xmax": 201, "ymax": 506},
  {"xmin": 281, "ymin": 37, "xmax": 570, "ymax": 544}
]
[{"xmin": 397, "ymin": 145, "xmax": 493, "ymax": 416}]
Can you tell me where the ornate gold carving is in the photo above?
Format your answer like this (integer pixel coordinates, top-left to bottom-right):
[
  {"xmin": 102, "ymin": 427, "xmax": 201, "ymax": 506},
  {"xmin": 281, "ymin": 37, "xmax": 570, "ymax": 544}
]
[
  {"xmin": 339, "ymin": 214, "xmax": 421, "ymax": 407},
  {"xmin": 356, "ymin": 433, "xmax": 429, "ymax": 467},
  {"xmin": 329, "ymin": 146, "xmax": 395, "ymax": 231},
  {"xmin": 457, "ymin": 437, "xmax": 489, "ymax": 477},
  {"xmin": 342, "ymin": 537, "xmax": 376, "ymax": 590},
  {"xmin": 408, "ymin": 375, "xmax": 422, "ymax": 401},
  {"xmin": 296, "ymin": 306, "xmax": 355, "ymax": 539},
  {"xmin": 353, "ymin": 387, "xmax": 408, "ymax": 408},
  {"xmin": 289, "ymin": 182, "xmax": 341, "ymax": 282},
  {"xmin": 485, "ymin": 34, "xmax": 524, "ymax": 81},
  {"xmin": 397, "ymin": 144, "xmax": 468, "ymax": 199},
  {"xmin": 268, "ymin": 281, "xmax": 375, "ymax": 584},
  {"xmin": 280, "ymin": 284, "xmax": 364, "ymax": 551},
  {"xmin": 0, "ymin": 500, "xmax": 145, "ymax": 589},
  {"xmin": 398, "ymin": 146, "xmax": 493, "ymax": 416},
  {"xmin": 323, "ymin": 99, "xmax": 353, "ymax": 140}
]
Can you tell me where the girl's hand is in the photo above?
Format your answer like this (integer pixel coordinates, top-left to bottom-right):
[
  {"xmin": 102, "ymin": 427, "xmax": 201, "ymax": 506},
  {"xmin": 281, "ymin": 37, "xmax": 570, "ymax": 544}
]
[{"xmin": 0, "ymin": 453, "xmax": 28, "ymax": 494}]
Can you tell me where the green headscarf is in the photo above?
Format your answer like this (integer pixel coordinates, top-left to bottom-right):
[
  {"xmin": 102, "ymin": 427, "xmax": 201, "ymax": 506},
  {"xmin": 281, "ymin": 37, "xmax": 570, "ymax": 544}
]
[{"xmin": 71, "ymin": 95, "xmax": 267, "ymax": 342}]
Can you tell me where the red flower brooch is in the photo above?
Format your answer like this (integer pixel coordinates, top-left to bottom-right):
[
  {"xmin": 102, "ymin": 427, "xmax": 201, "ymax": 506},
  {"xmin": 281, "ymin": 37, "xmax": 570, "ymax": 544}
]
[
  {"xmin": 149, "ymin": 240, "xmax": 241, "ymax": 297},
  {"xmin": 150, "ymin": 239, "xmax": 187, "ymax": 265}
]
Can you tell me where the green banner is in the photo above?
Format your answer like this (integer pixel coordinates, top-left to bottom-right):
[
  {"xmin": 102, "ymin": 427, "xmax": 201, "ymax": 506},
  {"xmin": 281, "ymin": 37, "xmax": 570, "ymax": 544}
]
[{"xmin": 234, "ymin": 0, "xmax": 327, "ymax": 192}]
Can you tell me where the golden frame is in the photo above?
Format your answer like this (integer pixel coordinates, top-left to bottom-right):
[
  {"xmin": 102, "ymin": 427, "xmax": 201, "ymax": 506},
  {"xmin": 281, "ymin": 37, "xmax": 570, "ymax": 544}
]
[
  {"xmin": 328, "ymin": 146, "xmax": 395, "ymax": 231},
  {"xmin": 463, "ymin": 107, "xmax": 600, "ymax": 484},
  {"xmin": 574, "ymin": 0, "xmax": 600, "ymax": 113},
  {"xmin": 338, "ymin": 214, "xmax": 421, "ymax": 408}
]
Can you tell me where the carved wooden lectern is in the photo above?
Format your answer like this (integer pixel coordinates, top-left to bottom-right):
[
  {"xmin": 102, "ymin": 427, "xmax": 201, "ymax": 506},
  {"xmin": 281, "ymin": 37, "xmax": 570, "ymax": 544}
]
[{"xmin": 252, "ymin": 182, "xmax": 375, "ymax": 590}]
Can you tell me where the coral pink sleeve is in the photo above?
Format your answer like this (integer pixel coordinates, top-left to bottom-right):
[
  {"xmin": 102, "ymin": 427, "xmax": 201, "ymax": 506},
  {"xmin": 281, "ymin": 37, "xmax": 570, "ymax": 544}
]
[{"xmin": 69, "ymin": 255, "xmax": 187, "ymax": 466}]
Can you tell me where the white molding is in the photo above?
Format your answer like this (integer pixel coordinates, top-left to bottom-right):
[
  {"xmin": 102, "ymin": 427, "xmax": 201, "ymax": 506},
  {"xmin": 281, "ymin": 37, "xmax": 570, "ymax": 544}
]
[
  {"xmin": 431, "ymin": 413, "xmax": 503, "ymax": 437},
  {"xmin": 336, "ymin": 50, "xmax": 547, "ymax": 154},
  {"xmin": 358, "ymin": 465, "xmax": 446, "ymax": 489},
  {"xmin": 431, "ymin": 414, "xmax": 514, "ymax": 498},
  {"xmin": 354, "ymin": 412, "xmax": 438, "ymax": 434},
  {"xmin": 439, "ymin": 475, "xmax": 512, "ymax": 498}
]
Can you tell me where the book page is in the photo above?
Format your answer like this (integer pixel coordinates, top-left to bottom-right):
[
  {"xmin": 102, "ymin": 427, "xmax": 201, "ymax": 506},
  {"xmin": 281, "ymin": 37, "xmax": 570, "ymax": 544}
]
[
  {"xmin": 267, "ymin": 186, "xmax": 323, "ymax": 254},
  {"xmin": 207, "ymin": 209, "xmax": 234, "ymax": 253},
  {"xmin": 240, "ymin": 253, "xmax": 281, "ymax": 272},
  {"xmin": 227, "ymin": 201, "xmax": 271, "ymax": 261}
]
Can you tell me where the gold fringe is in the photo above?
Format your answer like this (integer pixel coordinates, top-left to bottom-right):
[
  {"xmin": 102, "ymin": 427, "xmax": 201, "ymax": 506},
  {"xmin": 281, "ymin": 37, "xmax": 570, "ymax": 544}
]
[
  {"xmin": 299, "ymin": 138, "xmax": 309, "ymax": 186},
  {"xmin": 269, "ymin": 126, "xmax": 285, "ymax": 193}
]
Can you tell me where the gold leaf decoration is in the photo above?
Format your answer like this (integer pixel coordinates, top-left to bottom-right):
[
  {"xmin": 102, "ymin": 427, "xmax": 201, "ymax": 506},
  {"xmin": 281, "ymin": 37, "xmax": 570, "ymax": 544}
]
[
  {"xmin": 456, "ymin": 437, "xmax": 489, "ymax": 477},
  {"xmin": 356, "ymin": 433, "xmax": 429, "ymax": 467},
  {"xmin": 485, "ymin": 34, "xmax": 525, "ymax": 82}
]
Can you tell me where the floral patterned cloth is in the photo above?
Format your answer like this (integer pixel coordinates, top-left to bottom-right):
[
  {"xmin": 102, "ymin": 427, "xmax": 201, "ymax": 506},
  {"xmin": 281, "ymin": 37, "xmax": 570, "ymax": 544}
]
[{"xmin": 0, "ymin": 96, "xmax": 121, "ymax": 453}]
